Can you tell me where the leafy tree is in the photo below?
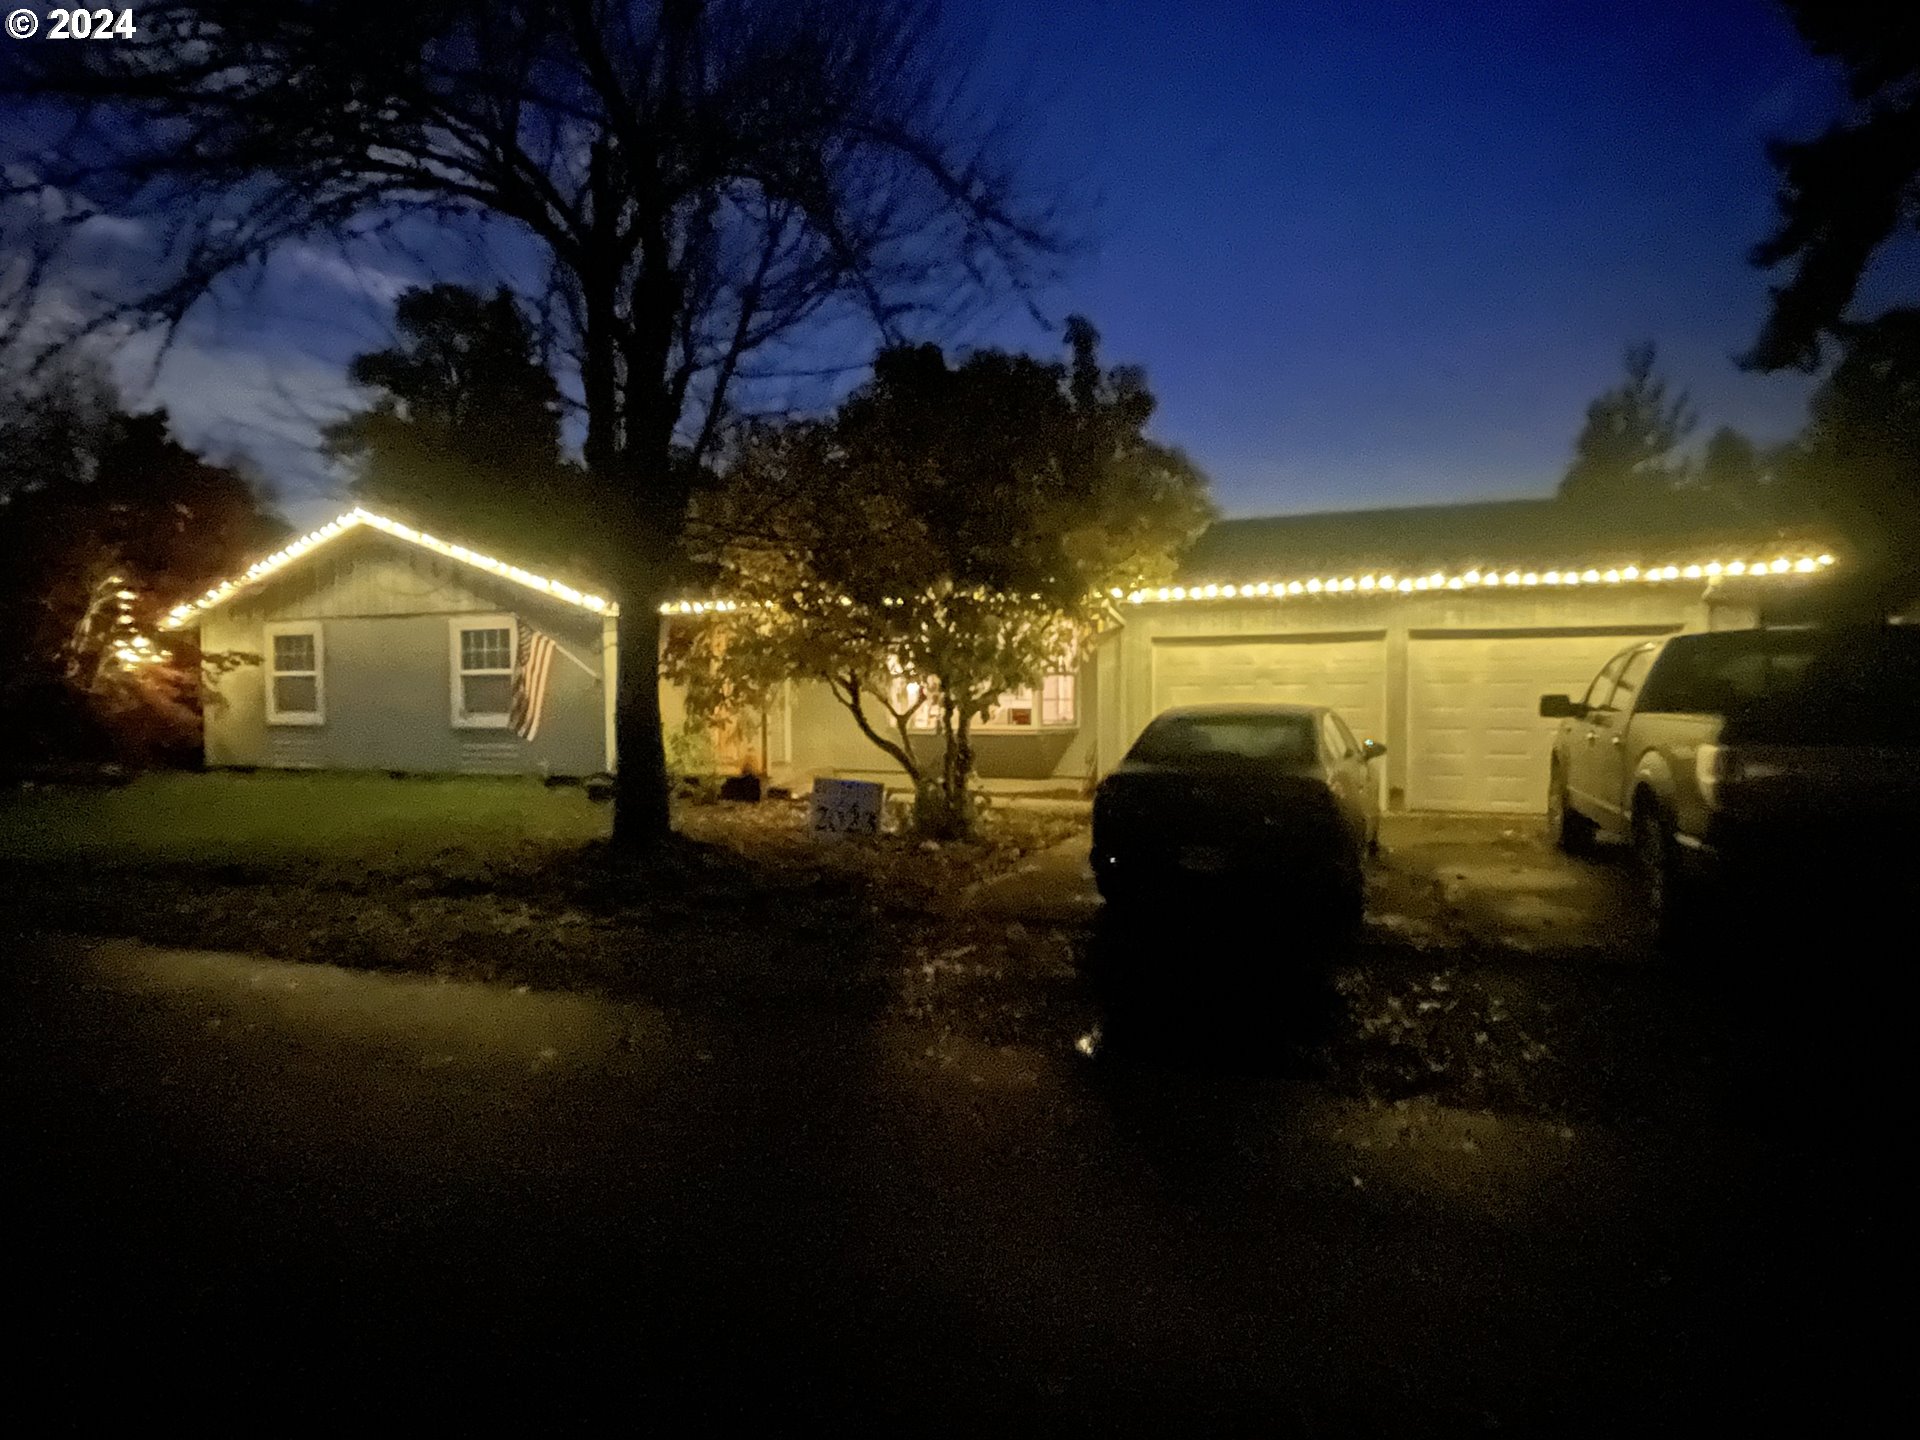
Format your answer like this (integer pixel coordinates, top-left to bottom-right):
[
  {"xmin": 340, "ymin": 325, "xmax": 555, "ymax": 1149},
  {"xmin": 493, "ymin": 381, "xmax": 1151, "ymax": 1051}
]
[
  {"xmin": 1746, "ymin": 3, "xmax": 1920, "ymax": 371},
  {"xmin": 1559, "ymin": 343, "xmax": 1696, "ymax": 506},
  {"xmin": 0, "ymin": 364, "xmax": 285, "ymax": 764},
  {"xmin": 1697, "ymin": 426, "xmax": 1764, "ymax": 494},
  {"xmin": 324, "ymin": 284, "xmax": 603, "ymax": 572},
  {"xmin": 4, "ymin": 1, "xmax": 1064, "ymax": 849},
  {"xmin": 1786, "ymin": 309, "xmax": 1920, "ymax": 600},
  {"xmin": 672, "ymin": 317, "xmax": 1212, "ymax": 838}
]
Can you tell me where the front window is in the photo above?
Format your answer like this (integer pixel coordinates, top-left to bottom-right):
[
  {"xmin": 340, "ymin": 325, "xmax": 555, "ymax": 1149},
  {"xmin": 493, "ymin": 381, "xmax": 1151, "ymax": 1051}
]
[
  {"xmin": 451, "ymin": 617, "xmax": 515, "ymax": 728},
  {"xmin": 1040, "ymin": 672, "xmax": 1077, "ymax": 727},
  {"xmin": 265, "ymin": 623, "xmax": 323, "ymax": 725},
  {"xmin": 895, "ymin": 669, "xmax": 1079, "ymax": 730},
  {"xmin": 985, "ymin": 689, "xmax": 1036, "ymax": 727}
]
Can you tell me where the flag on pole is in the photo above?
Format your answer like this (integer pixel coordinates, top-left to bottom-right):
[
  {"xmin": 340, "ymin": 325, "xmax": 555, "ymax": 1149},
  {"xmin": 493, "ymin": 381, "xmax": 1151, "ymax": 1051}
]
[{"xmin": 510, "ymin": 619, "xmax": 557, "ymax": 741}]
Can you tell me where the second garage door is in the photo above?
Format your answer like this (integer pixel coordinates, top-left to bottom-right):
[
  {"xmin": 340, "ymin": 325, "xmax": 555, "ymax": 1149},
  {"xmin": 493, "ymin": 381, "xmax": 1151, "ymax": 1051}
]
[
  {"xmin": 1150, "ymin": 633, "xmax": 1387, "ymax": 745},
  {"xmin": 1406, "ymin": 630, "xmax": 1665, "ymax": 813}
]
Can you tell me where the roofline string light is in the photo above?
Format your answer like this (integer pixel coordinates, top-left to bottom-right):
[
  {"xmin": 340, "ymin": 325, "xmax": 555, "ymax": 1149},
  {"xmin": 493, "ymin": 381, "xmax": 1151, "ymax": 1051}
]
[
  {"xmin": 169, "ymin": 513, "xmax": 1837, "ymax": 627},
  {"xmin": 1116, "ymin": 553, "xmax": 1835, "ymax": 606},
  {"xmin": 163, "ymin": 508, "xmax": 617, "ymax": 629},
  {"xmin": 659, "ymin": 553, "xmax": 1836, "ymax": 614}
]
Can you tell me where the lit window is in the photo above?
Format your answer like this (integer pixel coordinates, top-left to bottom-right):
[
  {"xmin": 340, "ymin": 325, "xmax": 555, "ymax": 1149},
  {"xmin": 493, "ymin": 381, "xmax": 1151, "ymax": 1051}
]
[
  {"xmin": 985, "ymin": 689, "xmax": 1036, "ymax": 727},
  {"xmin": 894, "ymin": 668, "xmax": 1078, "ymax": 729},
  {"xmin": 451, "ymin": 616, "xmax": 515, "ymax": 728},
  {"xmin": 1041, "ymin": 672, "xmax": 1076, "ymax": 726},
  {"xmin": 265, "ymin": 622, "xmax": 323, "ymax": 725}
]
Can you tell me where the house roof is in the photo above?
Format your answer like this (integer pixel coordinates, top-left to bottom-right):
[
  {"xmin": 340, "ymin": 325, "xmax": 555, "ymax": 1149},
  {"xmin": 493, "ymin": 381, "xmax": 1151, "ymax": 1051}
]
[
  {"xmin": 162, "ymin": 507, "xmax": 617, "ymax": 629},
  {"xmin": 1176, "ymin": 495, "xmax": 1828, "ymax": 583},
  {"xmin": 174, "ymin": 497, "xmax": 1838, "ymax": 630}
]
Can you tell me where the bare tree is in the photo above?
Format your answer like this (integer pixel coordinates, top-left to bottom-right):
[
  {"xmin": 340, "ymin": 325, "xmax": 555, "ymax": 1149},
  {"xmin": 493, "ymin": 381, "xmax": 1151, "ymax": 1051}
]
[{"xmin": 2, "ymin": 0, "xmax": 1065, "ymax": 847}]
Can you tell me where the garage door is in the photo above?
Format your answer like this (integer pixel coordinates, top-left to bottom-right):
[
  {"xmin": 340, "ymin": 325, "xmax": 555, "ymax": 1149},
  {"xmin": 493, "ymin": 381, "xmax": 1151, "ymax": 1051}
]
[
  {"xmin": 1151, "ymin": 633, "xmax": 1387, "ymax": 745},
  {"xmin": 1406, "ymin": 631, "xmax": 1658, "ymax": 813}
]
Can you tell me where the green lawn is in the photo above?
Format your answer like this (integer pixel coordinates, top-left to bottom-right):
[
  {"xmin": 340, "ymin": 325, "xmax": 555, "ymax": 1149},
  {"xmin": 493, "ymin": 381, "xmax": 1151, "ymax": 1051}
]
[{"xmin": 0, "ymin": 771, "xmax": 611, "ymax": 868}]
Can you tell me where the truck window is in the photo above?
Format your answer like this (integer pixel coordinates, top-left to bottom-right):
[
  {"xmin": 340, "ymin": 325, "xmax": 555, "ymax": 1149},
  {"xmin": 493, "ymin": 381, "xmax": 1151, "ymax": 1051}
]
[
  {"xmin": 1582, "ymin": 653, "xmax": 1630, "ymax": 710},
  {"xmin": 1610, "ymin": 646, "xmax": 1656, "ymax": 711},
  {"xmin": 1637, "ymin": 631, "xmax": 1821, "ymax": 715}
]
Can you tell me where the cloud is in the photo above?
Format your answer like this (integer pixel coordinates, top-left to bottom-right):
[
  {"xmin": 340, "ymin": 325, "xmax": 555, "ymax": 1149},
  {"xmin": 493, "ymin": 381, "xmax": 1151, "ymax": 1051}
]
[
  {"xmin": 122, "ymin": 330, "xmax": 361, "ymax": 521},
  {"xmin": 278, "ymin": 244, "xmax": 416, "ymax": 305}
]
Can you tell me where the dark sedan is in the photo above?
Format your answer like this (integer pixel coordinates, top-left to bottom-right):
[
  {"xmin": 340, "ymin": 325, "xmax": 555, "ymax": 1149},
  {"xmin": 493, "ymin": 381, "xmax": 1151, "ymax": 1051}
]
[{"xmin": 1091, "ymin": 704, "xmax": 1384, "ymax": 917}]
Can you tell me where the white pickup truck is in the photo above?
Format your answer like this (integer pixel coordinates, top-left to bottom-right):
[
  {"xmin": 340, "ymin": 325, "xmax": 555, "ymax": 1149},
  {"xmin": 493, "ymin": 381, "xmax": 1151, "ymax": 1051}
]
[{"xmin": 1538, "ymin": 625, "xmax": 1920, "ymax": 941}]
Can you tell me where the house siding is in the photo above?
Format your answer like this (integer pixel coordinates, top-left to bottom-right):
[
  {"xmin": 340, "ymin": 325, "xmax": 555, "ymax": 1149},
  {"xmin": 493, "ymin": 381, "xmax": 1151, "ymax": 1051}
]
[
  {"xmin": 200, "ymin": 533, "xmax": 605, "ymax": 777},
  {"xmin": 187, "ymin": 510, "xmax": 1802, "ymax": 808},
  {"xmin": 660, "ymin": 651, "xmax": 1101, "ymax": 794}
]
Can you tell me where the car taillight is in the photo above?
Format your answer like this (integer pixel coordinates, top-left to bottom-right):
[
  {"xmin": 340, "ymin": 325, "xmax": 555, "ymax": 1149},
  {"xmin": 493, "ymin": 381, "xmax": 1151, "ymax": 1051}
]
[
  {"xmin": 1695, "ymin": 743, "xmax": 1725, "ymax": 804},
  {"xmin": 1697, "ymin": 744, "xmax": 1787, "ymax": 802}
]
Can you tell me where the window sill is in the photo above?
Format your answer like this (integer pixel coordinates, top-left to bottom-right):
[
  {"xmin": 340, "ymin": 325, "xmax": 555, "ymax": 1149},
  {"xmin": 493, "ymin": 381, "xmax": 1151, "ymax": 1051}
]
[
  {"xmin": 910, "ymin": 724, "xmax": 1080, "ymax": 735},
  {"xmin": 266, "ymin": 714, "xmax": 325, "ymax": 727},
  {"xmin": 454, "ymin": 716, "xmax": 514, "ymax": 730}
]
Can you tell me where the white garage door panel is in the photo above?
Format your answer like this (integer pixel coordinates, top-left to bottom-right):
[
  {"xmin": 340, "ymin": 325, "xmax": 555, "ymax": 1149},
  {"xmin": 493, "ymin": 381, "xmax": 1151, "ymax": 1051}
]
[
  {"xmin": 1151, "ymin": 636, "xmax": 1386, "ymax": 744},
  {"xmin": 1408, "ymin": 633, "xmax": 1645, "ymax": 813}
]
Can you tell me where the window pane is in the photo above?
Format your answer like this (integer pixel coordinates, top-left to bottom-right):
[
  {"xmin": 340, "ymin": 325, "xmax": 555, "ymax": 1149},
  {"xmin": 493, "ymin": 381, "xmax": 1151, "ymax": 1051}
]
[
  {"xmin": 1612, "ymin": 647, "xmax": 1654, "ymax": 704},
  {"xmin": 462, "ymin": 673, "xmax": 512, "ymax": 717},
  {"xmin": 1040, "ymin": 673, "xmax": 1076, "ymax": 726},
  {"xmin": 272, "ymin": 675, "xmax": 318, "ymax": 714},
  {"xmin": 993, "ymin": 694, "xmax": 1034, "ymax": 725},
  {"xmin": 273, "ymin": 632, "xmax": 315, "ymax": 673},
  {"xmin": 983, "ymin": 689, "xmax": 1034, "ymax": 726},
  {"xmin": 1583, "ymin": 654, "xmax": 1628, "ymax": 709},
  {"xmin": 460, "ymin": 627, "xmax": 512, "ymax": 672}
]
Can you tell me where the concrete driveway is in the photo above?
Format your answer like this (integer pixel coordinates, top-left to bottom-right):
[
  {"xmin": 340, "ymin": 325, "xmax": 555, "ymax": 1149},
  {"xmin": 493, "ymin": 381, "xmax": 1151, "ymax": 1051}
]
[
  {"xmin": 976, "ymin": 811, "xmax": 1645, "ymax": 957},
  {"xmin": 1372, "ymin": 813, "xmax": 1644, "ymax": 956}
]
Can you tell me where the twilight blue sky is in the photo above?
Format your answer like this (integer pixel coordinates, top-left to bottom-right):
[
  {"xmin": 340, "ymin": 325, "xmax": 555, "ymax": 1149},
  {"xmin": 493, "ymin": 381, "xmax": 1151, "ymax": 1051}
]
[{"xmin": 122, "ymin": 0, "xmax": 1871, "ymax": 526}]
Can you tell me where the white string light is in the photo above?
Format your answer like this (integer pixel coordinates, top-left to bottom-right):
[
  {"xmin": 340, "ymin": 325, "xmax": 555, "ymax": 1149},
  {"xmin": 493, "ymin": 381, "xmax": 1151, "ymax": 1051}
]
[
  {"xmin": 172, "ymin": 509, "xmax": 1839, "ymax": 627},
  {"xmin": 1115, "ymin": 553, "xmax": 1834, "ymax": 605},
  {"xmin": 162, "ymin": 507, "xmax": 617, "ymax": 629}
]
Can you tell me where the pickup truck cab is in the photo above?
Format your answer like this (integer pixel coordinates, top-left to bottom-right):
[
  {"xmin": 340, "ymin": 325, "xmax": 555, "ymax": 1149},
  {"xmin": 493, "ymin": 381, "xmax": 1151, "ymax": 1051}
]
[{"xmin": 1539, "ymin": 625, "xmax": 1920, "ymax": 938}]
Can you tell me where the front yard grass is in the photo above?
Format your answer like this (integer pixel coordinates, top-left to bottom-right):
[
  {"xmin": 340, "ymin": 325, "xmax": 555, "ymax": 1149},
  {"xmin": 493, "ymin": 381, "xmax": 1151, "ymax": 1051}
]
[
  {"xmin": 0, "ymin": 770, "xmax": 610, "ymax": 868},
  {"xmin": 0, "ymin": 771, "xmax": 1086, "ymax": 1012},
  {"xmin": 0, "ymin": 772, "xmax": 1619, "ymax": 1127}
]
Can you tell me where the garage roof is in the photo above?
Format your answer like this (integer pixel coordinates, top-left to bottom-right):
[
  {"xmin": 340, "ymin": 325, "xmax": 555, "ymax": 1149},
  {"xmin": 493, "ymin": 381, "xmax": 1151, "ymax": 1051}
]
[{"xmin": 1178, "ymin": 496, "xmax": 1829, "ymax": 582}]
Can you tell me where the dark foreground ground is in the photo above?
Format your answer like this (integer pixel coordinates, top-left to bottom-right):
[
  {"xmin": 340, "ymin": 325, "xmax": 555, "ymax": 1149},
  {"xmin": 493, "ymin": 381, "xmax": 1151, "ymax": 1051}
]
[{"xmin": 1, "ymin": 875, "xmax": 1903, "ymax": 1434}]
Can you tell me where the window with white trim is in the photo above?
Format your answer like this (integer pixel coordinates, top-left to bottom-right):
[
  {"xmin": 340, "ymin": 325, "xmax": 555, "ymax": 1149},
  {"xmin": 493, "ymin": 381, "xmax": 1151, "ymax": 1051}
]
[
  {"xmin": 1040, "ymin": 672, "xmax": 1076, "ymax": 727},
  {"xmin": 894, "ymin": 668, "xmax": 1079, "ymax": 730},
  {"xmin": 265, "ymin": 622, "xmax": 324, "ymax": 725},
  {"xmin": 451, "ymin": 616, "xmax": 515, "ymax": 728}
]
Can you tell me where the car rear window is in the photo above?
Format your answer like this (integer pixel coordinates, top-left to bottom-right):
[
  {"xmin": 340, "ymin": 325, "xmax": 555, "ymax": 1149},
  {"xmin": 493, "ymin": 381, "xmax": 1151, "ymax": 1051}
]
[{"xmin": 1130, "ymin": 713, "xmax": 1318, "ymax": 764}]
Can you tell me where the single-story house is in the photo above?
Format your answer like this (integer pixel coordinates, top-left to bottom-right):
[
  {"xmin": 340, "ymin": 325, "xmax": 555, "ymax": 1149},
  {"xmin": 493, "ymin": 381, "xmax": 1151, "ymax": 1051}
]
[
  {"xmin": 168, "ymin": 510, "xmax": 617, "ymax": 778},
  {"xmin": 167, "ymin": 498, "xmax": 1836, "ymax": 814}
]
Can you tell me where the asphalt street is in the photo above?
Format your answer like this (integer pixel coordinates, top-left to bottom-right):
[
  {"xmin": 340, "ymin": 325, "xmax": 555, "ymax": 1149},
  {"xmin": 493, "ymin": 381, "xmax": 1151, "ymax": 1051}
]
[{"xmin": 3, "ymin": 905, "xmax": 1889, "ymax": 1435}]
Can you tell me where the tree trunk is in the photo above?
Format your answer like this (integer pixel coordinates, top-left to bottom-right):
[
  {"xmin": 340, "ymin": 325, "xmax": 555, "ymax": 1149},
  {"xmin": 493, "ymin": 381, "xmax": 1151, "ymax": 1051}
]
[{"xmin": 611, "ymin": 588, "xmax": 672, "ymax": 850}]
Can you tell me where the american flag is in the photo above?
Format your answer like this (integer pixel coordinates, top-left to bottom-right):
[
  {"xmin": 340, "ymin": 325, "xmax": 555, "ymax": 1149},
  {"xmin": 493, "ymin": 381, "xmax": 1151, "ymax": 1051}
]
[{"xmin": 510, "ymin": 619, "xmax": 557, "ymax": 741}]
